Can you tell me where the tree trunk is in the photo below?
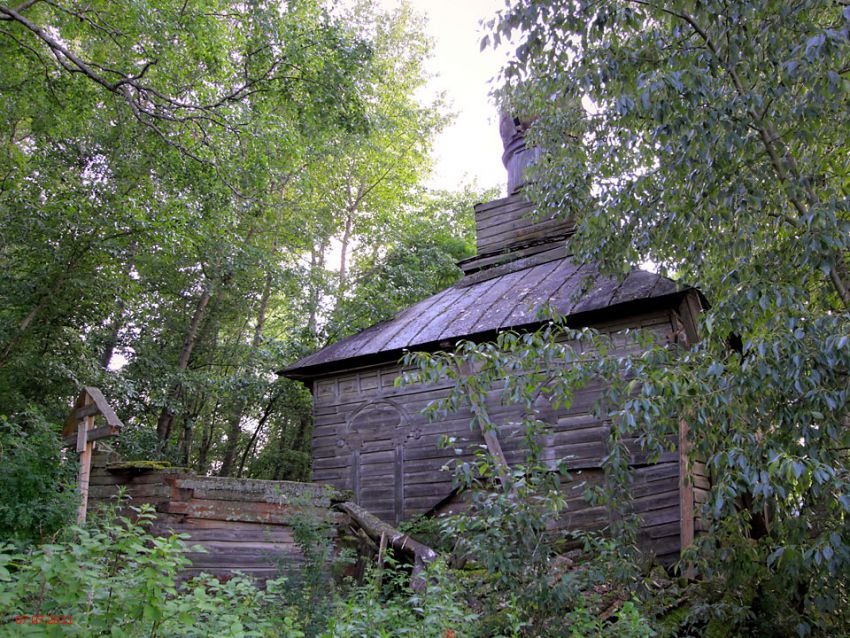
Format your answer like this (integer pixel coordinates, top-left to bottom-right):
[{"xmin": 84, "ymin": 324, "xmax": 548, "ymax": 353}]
[
  {"xmin": 99, "ymin": 309, "xmax": 124, "ymax": 369},
  {"xmin": 98, "ymin": 245, "xmax": 137, "ymax": 369},
  {"xmin": 272, "ymin": 418, "xmax": 289, "ymax": 481},
  {"xmin": 218, "ymin": 271, "xmax": 273, "ymax": 476},
  {"xmin": 338, "ymin": 208, "xmax": 353, "ymax": 297},
  {"xmin": 0, "ymin": 251, "xmax": 81, "ymax": 364},
  {"xmin": 195, "ymin": 400, "xmax": 219, "ymax": 475},
  {"xmin": 178, "ymin": 417, "xmax": 194, "ymax": 467},
  {"xmin": 236, "ymin": 391, "xmax": 281, "ymax": 478},
  {"xmin": 306, "ymin": 239, "xmax": 328, "ymax": 339},
  {"xmin": 156, "ymin": 284, "xmax": 213, "ymax": 443}
]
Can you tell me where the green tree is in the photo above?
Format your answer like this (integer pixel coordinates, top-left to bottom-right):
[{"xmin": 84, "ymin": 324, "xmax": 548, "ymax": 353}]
[
  {"xmin": 289, "ymin": 0, "xmax": 451, "ymax": 348},
  {"xmin": 473, "ymin": 1, "xmax": 850, "ymax": 634},
  {"xmin": 326, "ymin": 185, "xmax": 490, "ymax": 342}
]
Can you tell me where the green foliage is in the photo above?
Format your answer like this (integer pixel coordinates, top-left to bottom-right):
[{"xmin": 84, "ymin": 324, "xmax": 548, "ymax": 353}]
[
  {"xmin": 402, "ymin": 326, "xmax": 668, "ymax": 637},
  {"xmin": 0, "ymin": 0, "xmax": 470, "ymax": 483},
  {"xmin": 0, "ymin": 410, "xmax": 77, "ymax": 545},
  {"xmin": 328, "ymin": 185, "xmax": 490, "ymax": 341},
  {"xmin": 476, "ymin": 1, "xmax": 850, "ymax": 633},
  {"xmin": 0, "ymin": 500, "xmax": 476, "ymax": 638},
  {"xmin": 0, "ymin": 503, "xmax": 304, "ymax": 637},
  {"xmin": 563, "ymin": 600, "xmax": 655, "ymax": 638},
  {"xmin": 275, "ymin": 495, "xmax": 353, "ymax": 636},
  {"xmin": 320, "ymin": 558, "xmax": 478, "ymax": 638}
]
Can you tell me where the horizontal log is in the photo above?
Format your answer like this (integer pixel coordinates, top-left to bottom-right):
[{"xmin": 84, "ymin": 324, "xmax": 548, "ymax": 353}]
[
  {"xmin": 637, "ymin": 504, "xmax": 680, "ymax": 528},
  {"xmin": 642, "ymin": 533, "xmax": 681, "ymax": 558},
  {"xmin": 633, "ymin": 462, "xmax": 679, "ymax": 483},
  {"xmin": 693, "ymin": 475, "xmax": 710, "ymax": 490},
  {"xmin": 173, "ymin": 514, "xmax": 345, "ymax": 530},
  {"xmin": 403, "ymin": 470, "xmax": 453, "ymax": 487},
  {"xmin": 164, "ymin": 499, "xmax": 300, "ymax": 524},
  {"xmin": 559, "ymin": 505, "xmax": 610, "ymax": 530},
  {"xmin": 153, "ymin": 527, "xmax": 297, "ymax": 543},
  {"xmin": 185, "ymin": 552, "xmax": 300, "ymax": 568},
  {"xmin": 633, "ymin": 489, "xmax": 679, "ymax": 513},
  {"xmin": 631, "ymin": 478, "xmax": 679, "ymax": 500},
  {"xmin": 639, "ymin": 520, "xmax": 680, "ymax": 540},
  {"xmin": 187, "ymin": 540, "xmax": 300, "ymax": 555},
  {"xmin": 62, "ymin": 424, "xmax": 120, "ymax": 448},
  {"xmin": 88, "ymin": 483, "xmax": 170, "ymax": 500}
]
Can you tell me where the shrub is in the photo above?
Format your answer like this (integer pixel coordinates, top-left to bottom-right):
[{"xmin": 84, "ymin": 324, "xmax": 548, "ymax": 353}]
[
  {"xmin": 320, "ymin": 557, "xmax": 479, "ymax": 638},
  {"xmin": 0, "ymin": 503, "xmax": 304, "ymax": 637},
  {"xmin": 0, "ymin": 410, "xmax": 77, "ymax": 546}
]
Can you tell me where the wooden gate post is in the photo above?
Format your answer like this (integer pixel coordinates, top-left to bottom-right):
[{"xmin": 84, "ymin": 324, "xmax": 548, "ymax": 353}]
[
  {"xmin": 61, "ymin": 387, "xmax": 123, "ymax": 523},
  {"xmin": 75, "ymin": 393, "xmax": 96, "ymax": 523}
]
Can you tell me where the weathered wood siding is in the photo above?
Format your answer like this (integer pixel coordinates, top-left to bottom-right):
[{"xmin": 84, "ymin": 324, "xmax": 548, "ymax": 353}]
[
  {"xmin": 474, "ymin": 195, "xmax": 574, "ymax": 256},
  {"xmin": 89, "ymin": 463, "xmax": 344, "ymax": 581},
  {"xmin": 311, "ymin": 309, "xmax": 689, "ymax": 564}
]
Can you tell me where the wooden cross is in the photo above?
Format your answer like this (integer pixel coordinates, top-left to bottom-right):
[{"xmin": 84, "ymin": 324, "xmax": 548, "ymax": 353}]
[{"xmin": 61, "ymin": 387, "xmax": 123, "ymax": 523}]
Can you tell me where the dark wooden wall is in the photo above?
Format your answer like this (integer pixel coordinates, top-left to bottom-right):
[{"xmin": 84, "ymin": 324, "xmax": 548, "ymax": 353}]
[
  {"xmin": 311, "ymin": 307, "xmax": 696, "ymax": 565},
  {"xmin": 89, "ymin": 461, "xmax": 345, "ymax": 581}
]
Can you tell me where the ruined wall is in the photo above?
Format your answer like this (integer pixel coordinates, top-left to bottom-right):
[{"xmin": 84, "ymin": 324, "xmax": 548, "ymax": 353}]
[{"xmin": 89, "ymin": 459, "xmax": 346, "ymax": 581}]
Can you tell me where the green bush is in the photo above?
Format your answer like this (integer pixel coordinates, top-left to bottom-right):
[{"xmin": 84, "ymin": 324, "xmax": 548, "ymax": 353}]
[
  {"xmin": 0, "ymin": 410, "xmax": 77, "ymax": 545},
  {"xmin": 439, "ymin": 474, "xmax": 653, "ymax": 638},
  {"xmin": 0, "ymin": 497, "xmax": 479, "ymax": 638},
  {"xmin": 0, "ymin": 504, "xmax": 304, "ymax": 637},
  {"xmin": 321, "ymin": 557, "xmax": 479, "ymax": 638}
]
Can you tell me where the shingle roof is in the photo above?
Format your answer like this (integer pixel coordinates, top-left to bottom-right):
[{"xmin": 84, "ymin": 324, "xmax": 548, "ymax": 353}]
[{"xmin": 282, "ymin": 246, "xmax": 692, "ymax": 380}]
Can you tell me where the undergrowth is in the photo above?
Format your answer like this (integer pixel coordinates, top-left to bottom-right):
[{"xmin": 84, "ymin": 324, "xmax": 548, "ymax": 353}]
[{"xmin": 0, "ymin": 493, "xmax": 662, "ymax": 638}]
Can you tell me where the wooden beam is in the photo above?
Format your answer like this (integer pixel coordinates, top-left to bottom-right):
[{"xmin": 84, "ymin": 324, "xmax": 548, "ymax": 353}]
[
  {"xmin": 61, "ymin": 386, "xmax": 124, "ymax": 438},
  {"xmin": 74, "ymin": 403, "xmax": 101, "ymax": 420},
  {"xmin": 337, "ymin": 500, "xmax": 437, "ymax": 590},
  {"xmin": 63, "ymin": 424, "xmax": 121, "ymax": 448},
  {"xmin": 81, "ymin": 386, "xmax": 123, "ymax": 428},
  {"xmin": 481, "ymin": 429, "xmax": 512, "ymax": 490},
  {"xmin": 678, "ymin": 419, "xmax": 695, "ymax": 550},
  {"xmin": 60, "ymin": 387, "xmax": 122, "ymax": 523},
  {"xmin": 76, "ymin": 395, "xmax": 96, "ymax": 524},
  {"xmin": 673, "ymin": 294, "xmax": 701, "ymax": 569}
]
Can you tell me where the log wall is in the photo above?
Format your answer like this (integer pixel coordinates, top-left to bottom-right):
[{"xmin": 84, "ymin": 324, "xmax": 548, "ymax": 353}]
[
  {"xmin": 88, "ymin": 461, "xmax": 346, "ymax": 581},
  {"xmin": 474, "ymin": 195, "xmax": 574, "ymax": 256},
  {"xmin": 311, "ymin": 308, "xmax": 692, "ymax": 565}
]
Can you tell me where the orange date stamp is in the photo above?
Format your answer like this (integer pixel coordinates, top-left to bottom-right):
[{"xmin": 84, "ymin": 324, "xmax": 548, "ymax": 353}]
[{"xmin": 14, "ymin": 614, "xmax": 73, "ymax": 625}]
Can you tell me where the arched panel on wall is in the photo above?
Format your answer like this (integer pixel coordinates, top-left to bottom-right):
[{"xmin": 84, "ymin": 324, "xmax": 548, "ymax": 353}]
[{"xmin": 344, "ymin": 399, "xmax": 414, "ymax": 525}]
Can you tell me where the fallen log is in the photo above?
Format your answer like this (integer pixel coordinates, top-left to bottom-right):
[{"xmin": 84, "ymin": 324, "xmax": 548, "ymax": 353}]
[{"xmin": 336, "ymin": 501, "xmax": 438, "ymax": 589}]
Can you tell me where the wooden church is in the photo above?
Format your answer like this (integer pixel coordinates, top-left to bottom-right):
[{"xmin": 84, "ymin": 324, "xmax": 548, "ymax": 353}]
[{"xmin": 283, "ymin": 115, "xmax": 707, "ymax": 565}]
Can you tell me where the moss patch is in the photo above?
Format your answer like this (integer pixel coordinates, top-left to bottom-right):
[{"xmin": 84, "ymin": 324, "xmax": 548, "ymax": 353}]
[{"xmin": 106, "ymin": 460, "xmax": 183, "ymax": 472}]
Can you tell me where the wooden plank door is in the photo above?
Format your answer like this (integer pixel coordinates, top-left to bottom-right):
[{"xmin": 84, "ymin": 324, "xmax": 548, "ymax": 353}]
[{"xmin": 347, "ymin": 401, "xmax": 407, "ymax": 525}]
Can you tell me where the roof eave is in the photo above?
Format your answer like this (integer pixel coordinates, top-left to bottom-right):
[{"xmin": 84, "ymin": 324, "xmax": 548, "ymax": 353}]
[{"xmin": 279, "ymin": 287, "xmax": 700, "ymax": 383}]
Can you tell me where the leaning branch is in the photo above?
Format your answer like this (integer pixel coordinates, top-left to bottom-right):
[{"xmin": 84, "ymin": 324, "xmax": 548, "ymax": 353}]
[{"xmin": 337, "ymin": 501, "xmax": 438, "ymax": 589}]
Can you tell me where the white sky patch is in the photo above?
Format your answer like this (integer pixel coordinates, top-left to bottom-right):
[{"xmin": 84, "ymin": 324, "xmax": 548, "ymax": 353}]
[{"xmin": 378, "ymin": 0, "xmax": 509, "ymax": 193}]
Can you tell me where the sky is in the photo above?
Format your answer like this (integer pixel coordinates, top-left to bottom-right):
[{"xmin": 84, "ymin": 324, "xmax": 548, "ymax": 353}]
[{"xmin": 378, "ymin": 0, "xmax": 510, "ymax": 194}]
